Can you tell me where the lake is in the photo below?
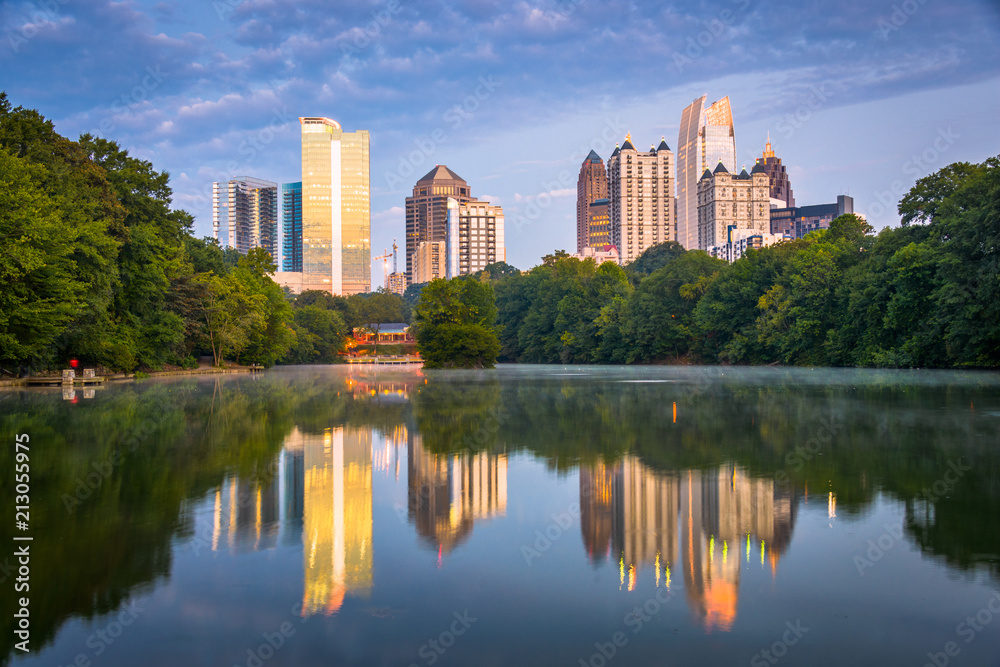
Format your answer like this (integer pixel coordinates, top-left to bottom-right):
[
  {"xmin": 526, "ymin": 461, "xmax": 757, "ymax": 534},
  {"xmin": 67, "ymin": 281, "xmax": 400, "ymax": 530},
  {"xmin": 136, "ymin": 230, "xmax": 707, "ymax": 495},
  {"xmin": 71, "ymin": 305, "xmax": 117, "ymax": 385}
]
[{"xmin": 2, "ymin": 365, "xmax": 999, "ymax": 666}]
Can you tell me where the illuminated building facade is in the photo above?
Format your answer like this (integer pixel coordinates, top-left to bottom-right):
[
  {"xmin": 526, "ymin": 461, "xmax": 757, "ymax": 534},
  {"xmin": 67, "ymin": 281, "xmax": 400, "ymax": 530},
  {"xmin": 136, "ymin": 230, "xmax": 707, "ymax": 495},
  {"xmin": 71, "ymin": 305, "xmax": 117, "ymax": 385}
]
[
  {"xmin": 212, "ymin": 176, "xmax": 279, "ymax": 259},
  {"xmin": 587, "ymin": 198, "xmax": 611, "ymax": 247},
  {"xmin": 577, "ymin": 151, "xmax": 609, "ymax": 252},
  {"xmin": 677, "ymin": 96, "xmax": 737, "ymax": 249},
  {"xmin": 300, "ymin": 117, "xmax": 371, "ymax": 295},
  {"xmin": 759, "ymin": 137, "xmax": 795, "ymax": 208},
  {"xmin": 607, "ymin": 134, "xmax": 675, "ymax": 264}
]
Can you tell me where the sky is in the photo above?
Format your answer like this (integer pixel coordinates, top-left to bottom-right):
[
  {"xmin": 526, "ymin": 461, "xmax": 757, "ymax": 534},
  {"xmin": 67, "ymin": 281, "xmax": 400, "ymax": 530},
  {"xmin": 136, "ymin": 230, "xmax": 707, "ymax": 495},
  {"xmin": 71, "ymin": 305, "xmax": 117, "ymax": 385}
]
[{"xmin": 2, "ymin": 0, "xmax": 999, "ymax": 272}]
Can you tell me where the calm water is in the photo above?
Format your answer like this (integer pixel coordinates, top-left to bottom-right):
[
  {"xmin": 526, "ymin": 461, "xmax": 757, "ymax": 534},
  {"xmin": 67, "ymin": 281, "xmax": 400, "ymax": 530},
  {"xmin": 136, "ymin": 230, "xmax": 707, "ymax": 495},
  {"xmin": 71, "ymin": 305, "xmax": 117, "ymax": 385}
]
[{"xmin": 2, "ymin": 365, "xmax": 1000, "ymax": 667}]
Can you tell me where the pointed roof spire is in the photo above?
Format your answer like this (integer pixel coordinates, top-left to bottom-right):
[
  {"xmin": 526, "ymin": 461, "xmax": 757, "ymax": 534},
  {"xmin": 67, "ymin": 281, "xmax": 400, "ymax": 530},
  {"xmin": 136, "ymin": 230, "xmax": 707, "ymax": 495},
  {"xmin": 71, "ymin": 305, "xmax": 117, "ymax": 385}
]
[
  {"xmin": 585, "ymin": 149, "xmax": 603, "ymax": 163},
  {"xmin": 713, "ymin": 160, "xmax": 729, "ymax": 174},
  {"xmin": 763, "ymin": 132, "xmax": 775, "ymax": 159},
  {"xmin": 656, "ymin": 136, "xmax": 671, "ymax": 152},
  {"xmin": 621, "ymin": 133, "xmax": 635, "ymax": 151}
]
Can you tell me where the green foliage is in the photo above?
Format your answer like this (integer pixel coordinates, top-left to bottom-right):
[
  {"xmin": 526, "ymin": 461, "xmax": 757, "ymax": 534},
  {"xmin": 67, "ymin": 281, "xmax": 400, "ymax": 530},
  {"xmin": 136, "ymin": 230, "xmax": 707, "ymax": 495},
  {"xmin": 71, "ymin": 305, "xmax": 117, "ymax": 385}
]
[
  {"xmin": 624, "ymin": 241, "xmax": 687, "ymax": 285},
  {"xmin": 415, "ymin": 278, "xmax": 501, "ymax": 368}
]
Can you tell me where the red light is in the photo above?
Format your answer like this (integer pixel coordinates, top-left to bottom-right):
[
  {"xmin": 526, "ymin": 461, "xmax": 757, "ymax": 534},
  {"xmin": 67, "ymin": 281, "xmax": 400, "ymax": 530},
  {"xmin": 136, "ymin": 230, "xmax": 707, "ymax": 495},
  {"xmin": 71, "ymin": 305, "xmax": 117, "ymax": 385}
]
[{"xmin": 70, "ymin": 359, "xmax": 79, "ymax": 368}]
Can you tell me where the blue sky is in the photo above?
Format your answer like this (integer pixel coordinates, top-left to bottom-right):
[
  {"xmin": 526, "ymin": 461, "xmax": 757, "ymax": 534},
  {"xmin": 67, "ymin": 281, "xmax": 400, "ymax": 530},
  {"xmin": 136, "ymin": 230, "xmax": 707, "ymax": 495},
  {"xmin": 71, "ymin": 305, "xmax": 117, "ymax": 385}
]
[{"xmin": 2, "ymin": 0, "xmax": 999, "ymax": 271}]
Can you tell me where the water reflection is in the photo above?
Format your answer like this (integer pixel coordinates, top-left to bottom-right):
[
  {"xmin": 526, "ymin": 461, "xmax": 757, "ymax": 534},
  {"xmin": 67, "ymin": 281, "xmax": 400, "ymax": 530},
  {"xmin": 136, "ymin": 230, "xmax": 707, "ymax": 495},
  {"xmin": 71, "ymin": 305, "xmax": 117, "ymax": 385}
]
[
  {"xmin": 408, "ymin": 434, "xmax": 507, "ymax": 555},
  {"xmin": 581, "ymin": 459, "xmax": 797, "ymax": 632}
]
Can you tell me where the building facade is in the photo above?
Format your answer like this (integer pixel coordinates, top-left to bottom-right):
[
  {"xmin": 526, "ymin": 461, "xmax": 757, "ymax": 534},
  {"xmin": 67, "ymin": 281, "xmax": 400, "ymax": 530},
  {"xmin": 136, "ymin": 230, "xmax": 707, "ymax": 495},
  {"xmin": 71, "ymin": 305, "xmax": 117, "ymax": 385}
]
[
  {"xmin": 445, "ymin": 198, "xmax": 505, "ymax": 278},
  {"xmin": 300, "ymin": 117, "xmax": 370, "ymax": 295},
  {"xmin": 405, "ymin": 165, "xmax": 473, "ymax": 285},
  {"xmin": 413, "ymin": 241, "xmax": 446, "ymax": 284},
  {"xmin": 607, "ymin": 135, "xmax": 675, "ymax": 265},
  {"xmin": 576, "ymin": 150, "xmax": 609, "ymax": 252},
  {"xmin": 770, "ymin": 195, "xmax": 855, "ymax": 239},
  {"xmin": 587, "ymin": 198, "xmax": 611, "ymax": 247},
  {"xmin": 572, "ymin": 244, "xmax": 620, "ymax": 266},
  {"xmin": 388, "ymin": 272, "xmax": 406, "ymax": 295},
  {"xmin": 281, "ymin": 181, "xmax": 302, "ymax": 272},
  {"xmin": 758, "ymin": 137, "xmax": 795, "ymax": 208},
  {"xmin": 676, "ymin": 96, "xmax": 737, "ymax": 250},
  {"xmin": 696, "ymin": 162, "xmax": 770, "ymax": 250},
  {"xmin": 212, "ymin": 176, "xmax": 279, "ymax": 259}
]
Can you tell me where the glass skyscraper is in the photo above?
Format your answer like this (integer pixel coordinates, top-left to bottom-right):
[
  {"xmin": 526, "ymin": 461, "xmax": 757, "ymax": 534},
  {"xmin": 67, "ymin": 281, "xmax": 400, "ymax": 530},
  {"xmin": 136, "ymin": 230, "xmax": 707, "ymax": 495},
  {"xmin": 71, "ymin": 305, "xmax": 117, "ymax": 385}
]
[
  {"xmin": 300, "ymin": 117, "xmax": 370, "ymax": 295},
  {"xmin": 281, "ymin": 182, "xmax": 302, "ymax": 273},
  {"xmin": 676, "ymin": 96, "xmax": 737, "ymax": 250}
]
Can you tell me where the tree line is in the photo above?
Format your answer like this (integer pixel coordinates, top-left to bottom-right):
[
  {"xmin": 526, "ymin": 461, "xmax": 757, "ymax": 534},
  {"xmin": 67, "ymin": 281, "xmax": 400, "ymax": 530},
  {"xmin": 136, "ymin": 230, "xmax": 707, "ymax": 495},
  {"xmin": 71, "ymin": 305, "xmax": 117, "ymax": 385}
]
[{"xmin": 0, "ymin": 94, "xmax": 410, "ymax": 373}]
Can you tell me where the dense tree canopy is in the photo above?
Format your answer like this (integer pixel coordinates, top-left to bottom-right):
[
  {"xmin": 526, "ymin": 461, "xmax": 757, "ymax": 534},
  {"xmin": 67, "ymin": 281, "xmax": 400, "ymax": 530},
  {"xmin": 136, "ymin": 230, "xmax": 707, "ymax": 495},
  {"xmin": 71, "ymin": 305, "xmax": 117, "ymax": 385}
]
[{"xmin": 414, "ymin": 277, "xmax": 501, "ymax": 368}]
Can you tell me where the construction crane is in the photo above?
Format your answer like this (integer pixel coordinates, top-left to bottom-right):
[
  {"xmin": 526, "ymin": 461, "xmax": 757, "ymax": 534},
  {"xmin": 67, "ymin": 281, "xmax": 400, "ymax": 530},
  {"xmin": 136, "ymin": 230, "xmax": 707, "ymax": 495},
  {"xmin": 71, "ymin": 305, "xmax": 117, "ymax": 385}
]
[
  {"xmin": 392, "ymin": 238, "xmax": 398, "ymax": 275},
  {"xmin": 372, "ymin": 248, "xmax": 391, "ymax": 291}
]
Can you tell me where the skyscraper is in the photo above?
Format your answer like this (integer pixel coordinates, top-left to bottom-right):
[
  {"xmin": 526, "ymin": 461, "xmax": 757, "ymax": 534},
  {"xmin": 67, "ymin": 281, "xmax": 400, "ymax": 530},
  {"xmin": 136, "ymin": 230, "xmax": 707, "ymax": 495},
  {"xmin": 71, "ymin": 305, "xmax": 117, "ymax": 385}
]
[
  {"xmin": 607, "ymin": 134, "xmax": 675, "ymax": 264},
  {"xmin": 405, "ymin": 165, "xmax": 473, "ymax": 285},
  {"xmin": 445, "ymin": 197, "xmax": 505, "ymax": 278},
  {"xmin": 758, "ymin": 136, "xmax": 795, "ymax": 208},
  {"xmin": 212, "ymin": 176, "xmax": 279, "ymax": 259},
  {"xmin": 676, "ymin": 96, "xmax": 737, "ymax": 249},
  {"xmin": 282, "ymin": 182, "xmax": 302, "ymax": 272},
  {"xmin": 576, "ymin": 150, "xmax": 609, "ymax": 252},
  {"xmin": 300, "ymin": 117, "xmax": 370, "ymax": 295}
]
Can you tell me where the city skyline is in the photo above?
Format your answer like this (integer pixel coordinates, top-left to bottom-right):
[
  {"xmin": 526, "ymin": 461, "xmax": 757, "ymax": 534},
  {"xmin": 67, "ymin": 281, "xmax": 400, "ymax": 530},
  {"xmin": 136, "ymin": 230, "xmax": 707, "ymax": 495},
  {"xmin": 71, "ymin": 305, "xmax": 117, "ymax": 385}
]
[{"xmin": 2, "ymin": 1, "xmax": 998, "ymax": 270}]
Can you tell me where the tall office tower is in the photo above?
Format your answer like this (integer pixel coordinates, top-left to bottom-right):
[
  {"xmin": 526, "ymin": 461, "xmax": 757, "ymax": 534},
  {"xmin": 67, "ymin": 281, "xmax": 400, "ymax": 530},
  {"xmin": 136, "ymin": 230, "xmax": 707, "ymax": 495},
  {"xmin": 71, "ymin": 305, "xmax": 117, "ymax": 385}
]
[
  {"xmin": 759, "ymin": 136, "xmax": 795, "ymax": 208},
  {"xmin": 300, "ymin": 117, "xmax": 370, "ymax": 295},
  {"xmin": 607, "ymin": 134, "xmax": 675, "ymax": 264},
  {"xmin": 576, "ymin": 150, "xmax": 609, "ymax": 252},
  {"xmin": 212, "ymin": 176, "xmax": 279, "ymax": 259},
  {"xmin": 696, "ymin": 162, "xmax": 770, "ymax": 250},
  {"xmin": 587, "ymin": 198, "xmax": 611, "ymax": 247},
  {"xmin": 405, "ymin": 165, "xmax": 473, "ymax": 285},
  {"xmin": 676, "ymin": 96, "xmax": 737, "ymax": 249},
  {"xmin": 282, "ymin": 182, "xmax": 303, "ymax": 272},
  {"xmin": 445, "ymin": 198, "xmax": 505, "ymax": 278}
]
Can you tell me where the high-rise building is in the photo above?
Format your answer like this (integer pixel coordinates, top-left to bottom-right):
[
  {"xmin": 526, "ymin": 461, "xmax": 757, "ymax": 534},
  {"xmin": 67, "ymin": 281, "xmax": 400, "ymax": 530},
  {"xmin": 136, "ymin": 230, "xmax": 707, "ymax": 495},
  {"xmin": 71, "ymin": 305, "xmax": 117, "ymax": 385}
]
[
  {"xmin": 587, "ymin": 198, "xmax": 611, "ymax": 247},
  {"xmin": 405, "ymin": 165, "xmax": 473, "ymax": 285},
  {"xmin": 282, "ymin": 182, "xmax": 303, "ymax": 272},
  {"xmin": 577, "ymin": 151, "xmax": 609, "ymax": 252},
  {"xmin": 607, "ymin": 134, "xmax": 675, "ymax": 265},
  {"xmin": 445, "ymin": 198, "xmax": 505, "ymax": 278},
  {"xmin": 300, "ymin": 117, "xmax": 370, "ymax": 295},
  {"xmin": 759, "ymin": 136, "xmax": 795, "ymax": 208},
  {"xmin": 770, "ymin": 195, "xmax": 855, "ymax": 239},
  {"xmin": 696, "ymin": 162, "xmax": 770, "ymax": 250},
  {"xmin": 212, "ymin": 176, "xmax": 279, "ymax": 259},
  {"xmin": 388, "ymin": 273, "xmax": 406, "ymax": 295},
  {"xmin": 413, "ymin": 241, "xmax": 446, "ymax": 284},
  {"xmin": 676, "ymin": 96, "xmax": 737, "ymax": 250}
]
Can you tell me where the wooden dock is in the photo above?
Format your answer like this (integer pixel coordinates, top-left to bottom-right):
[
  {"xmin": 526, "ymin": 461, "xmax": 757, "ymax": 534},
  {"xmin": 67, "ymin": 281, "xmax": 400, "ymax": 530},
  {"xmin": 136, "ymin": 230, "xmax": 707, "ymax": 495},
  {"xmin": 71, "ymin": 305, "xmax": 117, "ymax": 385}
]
[{"xmin": 26, "ymin": 376, "xmax": 106, "ymax": 386}]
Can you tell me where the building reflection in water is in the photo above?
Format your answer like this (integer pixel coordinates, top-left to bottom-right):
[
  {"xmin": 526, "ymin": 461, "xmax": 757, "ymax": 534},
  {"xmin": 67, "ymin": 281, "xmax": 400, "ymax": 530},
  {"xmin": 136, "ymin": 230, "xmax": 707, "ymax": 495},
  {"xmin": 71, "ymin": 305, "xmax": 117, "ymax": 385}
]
[
  {"xmin": 407, "ymin": 433, "xmax": 507, "ymax": 555},
  {"xmin": 580, "ymin": 458, "xmax": 797, "ymax": 633}
]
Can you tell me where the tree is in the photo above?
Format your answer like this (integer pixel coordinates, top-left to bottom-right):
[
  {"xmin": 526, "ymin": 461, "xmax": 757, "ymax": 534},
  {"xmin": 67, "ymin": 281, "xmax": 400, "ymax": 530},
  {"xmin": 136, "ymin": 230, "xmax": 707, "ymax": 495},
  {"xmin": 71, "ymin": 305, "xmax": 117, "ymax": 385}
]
[
  {"xmin": 414, "ymin": 278, "xmax": 501, "ymax": 369},
  {"xmin": 624, "ymin": 241, "xmax": 687, "ymax": 285}
]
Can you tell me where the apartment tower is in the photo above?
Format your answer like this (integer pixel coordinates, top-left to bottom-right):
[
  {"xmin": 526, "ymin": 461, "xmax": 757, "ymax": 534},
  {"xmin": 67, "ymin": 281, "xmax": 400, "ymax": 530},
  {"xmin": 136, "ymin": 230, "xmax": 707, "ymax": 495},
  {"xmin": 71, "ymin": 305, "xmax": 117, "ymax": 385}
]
[
  {"xmin": 404, "ymin": 166, "xmax": 473, "ymax": 285},
  {"xmin": 607, "ymin": 134, "xmax": 675, "ymax": 264},
  {"xmin": 212, "ymin": 176, "xmax": 279, "ymax": 259}
]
